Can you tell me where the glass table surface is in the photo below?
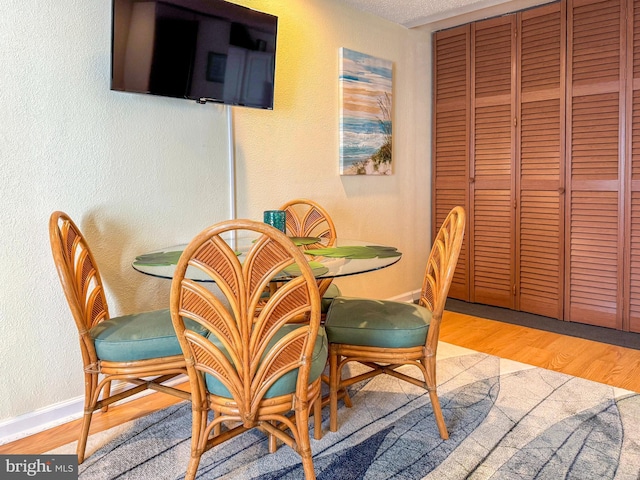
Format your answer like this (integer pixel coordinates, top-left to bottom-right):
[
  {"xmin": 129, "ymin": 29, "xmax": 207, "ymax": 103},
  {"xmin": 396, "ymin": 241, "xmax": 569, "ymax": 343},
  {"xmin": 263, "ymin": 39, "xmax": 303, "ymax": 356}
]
[{"xmin": 132, "ymin": 238, "xmax": 402, "ymax": 282}]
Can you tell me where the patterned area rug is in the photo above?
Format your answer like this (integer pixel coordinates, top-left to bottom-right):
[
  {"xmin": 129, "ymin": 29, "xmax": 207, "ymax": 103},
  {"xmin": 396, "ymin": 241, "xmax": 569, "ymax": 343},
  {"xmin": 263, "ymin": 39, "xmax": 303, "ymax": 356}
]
[{"xmin": 50, "ymin": 343, "xmax": 640, "ymax": 479}]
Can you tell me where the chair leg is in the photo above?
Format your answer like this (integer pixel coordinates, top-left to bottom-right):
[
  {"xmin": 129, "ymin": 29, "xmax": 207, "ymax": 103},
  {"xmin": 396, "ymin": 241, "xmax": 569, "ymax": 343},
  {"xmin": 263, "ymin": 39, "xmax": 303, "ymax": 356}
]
[
  {"xmin": 77, "ymin": 371, "xmax": 99, "ymax": 464},
  {"xmin": 295, "ymin": 402, "xmax": 316, "ymax": 480},
  {"xmin": 342, "ymin": 386, "xmax": 353, "ymax": 408},
  {"xmin": 76, "ymin": 410, "xmax": 93, "ymax": 464},
  {"xmin": 213, "ymin": 409, "xmax": 221, "ymax": 437},
  {"xmin": 185, "ymin": 408, "xmax": 207, "ymax": 480},
  {"xmin": 313, "ymin": 395, "xmax": 322, "ymax": 440},
  {"xmin": 424, "ymin": 356, "xmax": 448, "ymax": 440},
  {"xmin": 185, "ymin": 455, "xmax": 202, "ymax": 480},
  {"xmin": 301, "ymin": 451, "xmax": 317, "ymax": 480},
  {"xmin": 428, "ymin": 390, "xmax": 449, "ymax": 440},
  {"xmin": 329, "ymin": 346, "xmax": 339, "ymax": 432},
  {"xmin": 100, "ymin": 380, "xmax": 112, "ymax": 413},
  {"xmin": 268, "ymin": 421, "xmax": 277, "ymax": 453}
]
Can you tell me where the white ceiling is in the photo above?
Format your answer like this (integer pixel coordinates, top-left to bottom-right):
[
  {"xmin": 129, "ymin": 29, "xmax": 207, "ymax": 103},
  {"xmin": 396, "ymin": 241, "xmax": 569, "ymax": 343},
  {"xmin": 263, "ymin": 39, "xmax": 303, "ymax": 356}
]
[{"xmin": 338, "ymin": 0, "xmax": 546, "ymax": 29}]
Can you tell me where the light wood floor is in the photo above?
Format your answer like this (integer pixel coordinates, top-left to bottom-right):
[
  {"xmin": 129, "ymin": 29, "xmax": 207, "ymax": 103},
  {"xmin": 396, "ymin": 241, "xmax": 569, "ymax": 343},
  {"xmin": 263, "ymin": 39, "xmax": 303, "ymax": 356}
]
[{"xmin": 2, "ymin": 310, "xmax": 639, "ymax": 456}]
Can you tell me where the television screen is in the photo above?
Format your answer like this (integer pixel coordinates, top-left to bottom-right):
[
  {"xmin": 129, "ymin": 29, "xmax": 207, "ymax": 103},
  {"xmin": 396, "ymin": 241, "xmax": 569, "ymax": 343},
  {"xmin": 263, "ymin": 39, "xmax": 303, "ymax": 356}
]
[{"xmin": 111, "ymin": 0, "xmax": 277, "ymax": 109}]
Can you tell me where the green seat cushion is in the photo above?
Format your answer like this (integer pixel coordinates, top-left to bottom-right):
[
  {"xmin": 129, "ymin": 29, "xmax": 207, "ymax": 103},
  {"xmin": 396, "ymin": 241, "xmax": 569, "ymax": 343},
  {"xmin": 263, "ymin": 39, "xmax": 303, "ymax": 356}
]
[
  {"xmin": 205, "ymin": 326, "xmax": 328, "ymax": 399},
  {"xmin": 321, "ymin": 283, "xmax": 342, "ymax": 313},
  {"xmin": 90, "ymin": 308, "xmax": 207, "ymax": 362},
  {"xmin": 325, "ymin": 297, "xmax": 432, "ymax": 348}
]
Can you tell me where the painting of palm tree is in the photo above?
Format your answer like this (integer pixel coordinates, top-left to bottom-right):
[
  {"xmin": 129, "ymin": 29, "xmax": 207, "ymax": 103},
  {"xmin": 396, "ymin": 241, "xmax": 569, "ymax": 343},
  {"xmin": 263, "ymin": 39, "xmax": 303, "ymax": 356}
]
[{"xmin": 339, "ymin": 48, "xmax": 393, "ymax": 175}]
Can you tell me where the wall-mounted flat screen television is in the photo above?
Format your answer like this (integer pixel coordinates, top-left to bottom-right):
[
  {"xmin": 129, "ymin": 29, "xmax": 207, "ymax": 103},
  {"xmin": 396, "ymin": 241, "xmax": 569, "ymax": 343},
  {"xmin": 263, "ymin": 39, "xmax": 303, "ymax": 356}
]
[{"xmin": 111, "ymin": 0, "xmax": 278, "ymax": 109}]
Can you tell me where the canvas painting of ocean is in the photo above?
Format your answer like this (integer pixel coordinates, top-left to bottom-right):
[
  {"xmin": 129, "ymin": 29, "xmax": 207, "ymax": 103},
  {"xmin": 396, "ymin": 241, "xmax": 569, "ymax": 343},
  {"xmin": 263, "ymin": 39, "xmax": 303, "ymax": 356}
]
[{"xmin": 339, "ymin": 48, "xmax": 393, "ymax": 175}]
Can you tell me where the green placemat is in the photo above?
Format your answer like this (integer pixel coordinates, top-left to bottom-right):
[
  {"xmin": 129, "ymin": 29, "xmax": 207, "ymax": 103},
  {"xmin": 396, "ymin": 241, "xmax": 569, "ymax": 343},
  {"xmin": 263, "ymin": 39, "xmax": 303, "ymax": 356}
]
[
  {"xmin": 134, "ymin": 251, "xmax": 183, "ymax": 266},
  {"xmin": 281, "ymin": 261, "xmax": 329, "ymax": 277},
  {"xmin": 302, "ymin": 245, "xmax": 401, "ymax": 259},
  {"xmin": 134, "ymin": 249, "xmax": 242, "ymax": 266},
  {"xmin": 290, "ymin": 236, "xmax": 322, "ymax": 246}
]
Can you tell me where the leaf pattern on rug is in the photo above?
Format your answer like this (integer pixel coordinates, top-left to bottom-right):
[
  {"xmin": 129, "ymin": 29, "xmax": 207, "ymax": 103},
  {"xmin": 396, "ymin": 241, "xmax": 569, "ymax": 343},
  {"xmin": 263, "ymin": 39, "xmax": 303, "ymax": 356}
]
[
  {"xmin": 317, "ymin": 428, "xmax": 393, "ymax": 480},
  {"xmin": 256, "ymin": 428, "xmax": 394, "ymax": 480},
  {"xmin": 495, "ymin": 399, "xmax": 623, "ymax": 479}
]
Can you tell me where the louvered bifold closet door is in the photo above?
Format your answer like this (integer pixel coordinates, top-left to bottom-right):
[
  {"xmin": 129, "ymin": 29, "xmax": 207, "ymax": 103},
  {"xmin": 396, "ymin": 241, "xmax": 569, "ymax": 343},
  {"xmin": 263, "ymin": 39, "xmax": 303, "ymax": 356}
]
[
  {"xmin": 566, "ymin": 0, "xmax": 625, "ymax": 329},
  {"xmin": 433, "ymin": 25, "xmax": 470, "ymax": 300},
  {"xmin": 628, "ymin": 0, "xmax": 640, "ymax": 333},
  {"xmin": 517, "ymin": 3, "xmax": 565, "ymax": 319},
  {"xmin": 471, "ymin": 16, "xmax": 517, "ymax": 308}
]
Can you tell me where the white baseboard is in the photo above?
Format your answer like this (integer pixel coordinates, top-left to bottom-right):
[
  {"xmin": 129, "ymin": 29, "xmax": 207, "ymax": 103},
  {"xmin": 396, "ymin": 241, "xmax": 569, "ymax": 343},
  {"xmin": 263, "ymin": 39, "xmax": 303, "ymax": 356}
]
[
  {"xmin": 0, "ymin": 395, "xmax": 85, "ymax": 446},
  {"xmin": 0, "ymin": 290, "xmax": 421, "ymax": 446},
  {"xmin": 0, "ymin": 375, "xmax": 187, "ymax": 446},
  {"xmin": 387, "ymin": 289, "xmax": 421, "ymax": 303}
]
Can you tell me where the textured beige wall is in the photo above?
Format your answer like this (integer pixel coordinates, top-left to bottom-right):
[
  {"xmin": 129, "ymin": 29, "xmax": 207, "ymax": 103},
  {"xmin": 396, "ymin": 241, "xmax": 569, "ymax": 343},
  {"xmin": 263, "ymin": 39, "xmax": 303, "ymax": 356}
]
[{"xmin": 0, "ymin": 0, "xmax": 430, "ymax": 425}]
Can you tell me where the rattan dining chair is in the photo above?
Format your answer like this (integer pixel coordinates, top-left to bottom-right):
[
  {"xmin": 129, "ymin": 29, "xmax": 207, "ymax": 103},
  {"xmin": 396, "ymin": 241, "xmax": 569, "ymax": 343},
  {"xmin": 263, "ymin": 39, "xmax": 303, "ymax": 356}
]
[
  {"xmin": 170, "ymin": 219, "xmax": 327, "ymax": 480},
  {"xmin": 49, "ymin": 211, "xmax": 202, "ymax": 463},
  {"xmin": 279, "ymin": 198, "xmax": 340, "ymax": 312},
  {"xmin": 325, "ymin": 206, "xmax": 466, "ymax": 438}
]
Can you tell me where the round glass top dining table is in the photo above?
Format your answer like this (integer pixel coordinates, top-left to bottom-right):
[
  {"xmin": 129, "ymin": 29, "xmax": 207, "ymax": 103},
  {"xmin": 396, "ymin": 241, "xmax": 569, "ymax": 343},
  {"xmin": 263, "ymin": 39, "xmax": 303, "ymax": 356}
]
[{"xmin": 132, "ymin": 238, "xmax": 402, "ymax": 282}]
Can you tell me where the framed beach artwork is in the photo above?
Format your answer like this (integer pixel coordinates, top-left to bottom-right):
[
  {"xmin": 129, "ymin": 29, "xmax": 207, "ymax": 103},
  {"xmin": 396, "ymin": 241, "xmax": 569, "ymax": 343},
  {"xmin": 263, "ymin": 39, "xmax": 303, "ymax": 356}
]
[{"xmin": 339, "ymin": 48, "xmax": 393, "ymax": 175}]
